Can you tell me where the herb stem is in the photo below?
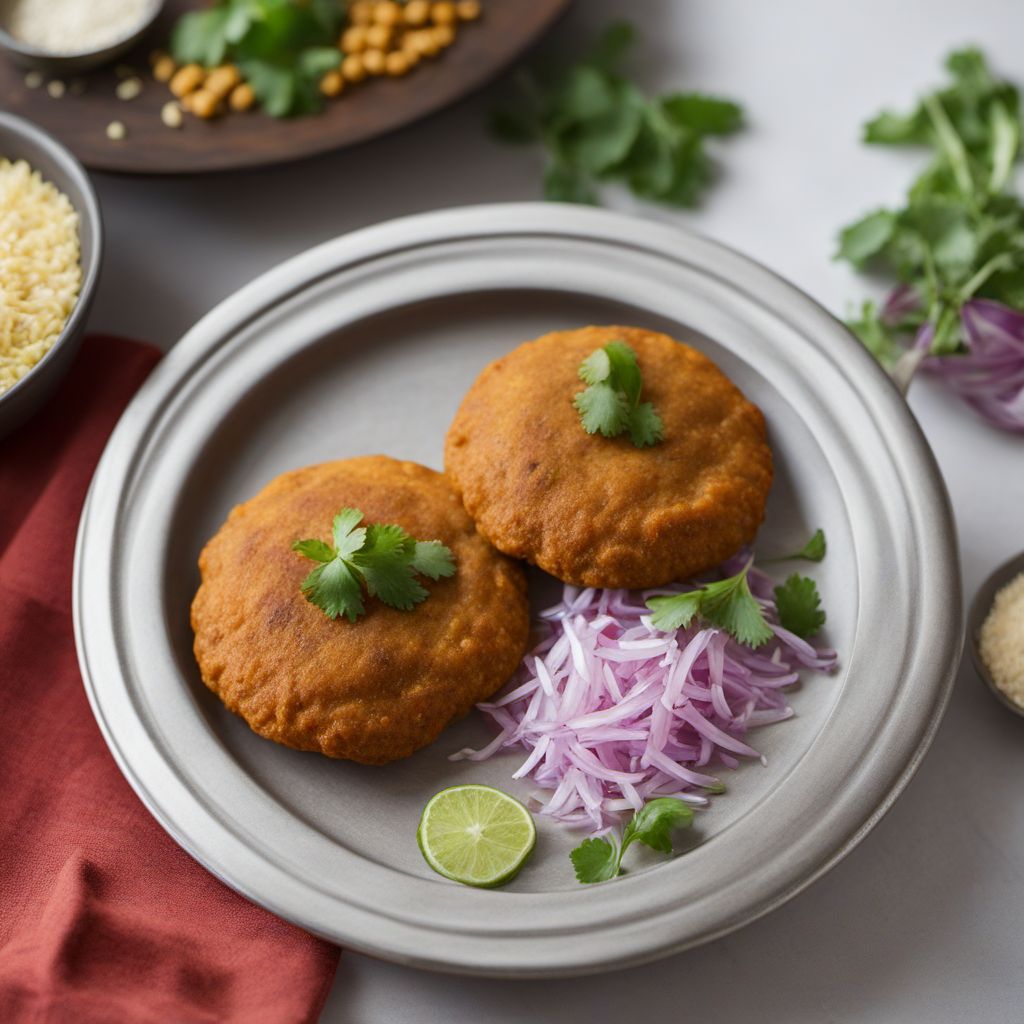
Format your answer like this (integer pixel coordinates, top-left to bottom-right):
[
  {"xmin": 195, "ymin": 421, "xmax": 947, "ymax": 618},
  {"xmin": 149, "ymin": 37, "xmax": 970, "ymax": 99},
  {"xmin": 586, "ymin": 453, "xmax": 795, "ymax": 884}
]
[
  {"xmin": 959, "ymin": 252, "xmax": 1015, "ymax": 302},
  {"xmin": 923, "ymin": 93, "xmax": 976, "ymax": 207}
]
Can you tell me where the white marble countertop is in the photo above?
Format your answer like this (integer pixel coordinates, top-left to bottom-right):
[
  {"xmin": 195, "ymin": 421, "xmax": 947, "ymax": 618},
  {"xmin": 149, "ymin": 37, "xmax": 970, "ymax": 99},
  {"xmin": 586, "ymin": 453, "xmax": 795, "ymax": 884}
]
[{"xmin": 87, "ymin": 1, "xmax": 1024, "ymax": 1019}]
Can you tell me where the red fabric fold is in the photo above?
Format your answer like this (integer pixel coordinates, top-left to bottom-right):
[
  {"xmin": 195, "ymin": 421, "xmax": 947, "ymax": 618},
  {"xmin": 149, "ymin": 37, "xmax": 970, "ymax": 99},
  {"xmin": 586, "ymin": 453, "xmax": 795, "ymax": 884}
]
[{"xmin": 0, "ymin": 336, "xmax": 340, "ymax": 1024}]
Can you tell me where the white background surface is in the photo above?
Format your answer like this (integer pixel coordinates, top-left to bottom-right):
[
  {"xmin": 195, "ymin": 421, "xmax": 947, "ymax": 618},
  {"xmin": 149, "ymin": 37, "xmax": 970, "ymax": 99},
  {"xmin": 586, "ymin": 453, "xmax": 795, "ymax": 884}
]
[{"xmin": 85, "ymin": 1, "xmax": 1024, "ymax": 1020}]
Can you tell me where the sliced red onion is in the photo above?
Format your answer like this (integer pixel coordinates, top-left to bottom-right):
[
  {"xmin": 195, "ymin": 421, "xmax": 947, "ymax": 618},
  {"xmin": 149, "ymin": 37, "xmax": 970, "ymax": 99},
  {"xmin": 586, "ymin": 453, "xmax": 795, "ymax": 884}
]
[
  {"xmin": 915, "ymin": 299, "xmax": 1024, "ymax": 433},
  {"xmin": 451, "ymin": 581, "xmax": 838, "ymax": 831}
]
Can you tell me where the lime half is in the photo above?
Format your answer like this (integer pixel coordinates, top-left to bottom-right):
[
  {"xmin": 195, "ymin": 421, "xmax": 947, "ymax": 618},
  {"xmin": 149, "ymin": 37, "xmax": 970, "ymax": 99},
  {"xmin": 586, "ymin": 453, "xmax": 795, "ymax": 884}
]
[{"xmin": 417, "ymin": 784, "xmax": 536, "ymax": 888}]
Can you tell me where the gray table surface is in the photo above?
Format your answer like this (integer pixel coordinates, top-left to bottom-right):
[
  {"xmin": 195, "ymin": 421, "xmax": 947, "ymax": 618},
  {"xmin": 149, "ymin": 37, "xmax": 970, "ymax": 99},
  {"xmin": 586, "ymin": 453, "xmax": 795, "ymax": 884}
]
[{"xmin": 85, "ymin": 1, "xmax": 1024, "ymax": 1020}]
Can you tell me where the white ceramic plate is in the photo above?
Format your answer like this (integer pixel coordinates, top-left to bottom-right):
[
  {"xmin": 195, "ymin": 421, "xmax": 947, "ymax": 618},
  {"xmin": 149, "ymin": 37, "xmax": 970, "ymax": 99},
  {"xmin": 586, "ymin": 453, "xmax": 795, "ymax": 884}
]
[{"xmin": 74, "ymin": 204, "xmax": 961, "ymax": 977}]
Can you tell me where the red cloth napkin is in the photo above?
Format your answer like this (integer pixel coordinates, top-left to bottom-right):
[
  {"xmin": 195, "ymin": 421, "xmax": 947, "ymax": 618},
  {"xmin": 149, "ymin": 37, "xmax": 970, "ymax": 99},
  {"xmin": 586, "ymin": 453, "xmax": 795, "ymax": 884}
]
[{"xmin": 0, "ymin": 336, "xmax": 340, "ymax": 1024}]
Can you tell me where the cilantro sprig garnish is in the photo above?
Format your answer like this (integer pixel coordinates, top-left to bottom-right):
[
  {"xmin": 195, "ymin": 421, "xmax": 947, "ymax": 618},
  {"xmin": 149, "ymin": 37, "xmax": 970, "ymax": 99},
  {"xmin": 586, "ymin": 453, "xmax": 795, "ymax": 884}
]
[
  {"xmin": 769, "ymin": 528, "xmax": 826, "ymax": 563},
  {"xmin": 171, "ymin": 0, "xmax": 344, "ymax": 118},
  {"xmin": 490, "ymin": 22, "xmax": 743, "ymax": 206},
  {"xmin": 570, "ymin": 798, "xmax": 694, "ymax": 884},
  {"xmin": 293, "ymin": 508, "xmax": 455, "ymax": 622},
  {"xmin": 574, "ymin": 340, "xmax": 664, "ymax": 446},
  {"xmin": 837, "ymin": 49, "xmax": 1024, "ymax": 363},
  {"xmin": 646, "ymin": 531, "xmax": 828, "ymax": 646}
]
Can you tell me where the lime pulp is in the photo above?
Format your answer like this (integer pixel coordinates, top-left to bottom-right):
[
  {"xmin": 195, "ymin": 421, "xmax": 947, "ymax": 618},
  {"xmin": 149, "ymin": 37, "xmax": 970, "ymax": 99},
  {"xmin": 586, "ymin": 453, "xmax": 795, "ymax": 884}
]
[{"xmin": 417, "ymin": 784, "xmax": 536, "ymax": 888}]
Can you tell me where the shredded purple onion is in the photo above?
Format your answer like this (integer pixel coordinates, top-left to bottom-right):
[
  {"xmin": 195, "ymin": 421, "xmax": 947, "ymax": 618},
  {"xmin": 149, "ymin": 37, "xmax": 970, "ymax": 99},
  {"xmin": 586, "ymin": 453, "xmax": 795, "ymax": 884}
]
[
  {"xmin": 911, "ymin": 298, "xmax": 1024, "ymax": 433},
  {"xmin": 451, "ymin": 572, "xmax": 838, "ymax": 832}
]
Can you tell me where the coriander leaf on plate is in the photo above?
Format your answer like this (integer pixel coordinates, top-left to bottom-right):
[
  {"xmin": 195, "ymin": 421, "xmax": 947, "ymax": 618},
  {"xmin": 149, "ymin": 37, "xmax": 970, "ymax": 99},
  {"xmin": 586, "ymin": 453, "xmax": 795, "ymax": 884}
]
[
  {"xmin": 300, "ymin": 557, "xmax": 365, "ymax": 623},
  {"xmin": 626, "ymin": 401, "xmax": 664, "ymax": 447},
  {"xmin": 574, "ymin": 380, "xmax": 631, "ymax": 437},
  {"xmin": 574, "ymin": 340, "xmax": 663, "ymax": 446},
  {"xmin": 622, "ymin": 797, "xmax": 694, "ymax": 856},
  {"xmin": 700, "ymin": 570, "xmax": 774, "ymax": 648},
  {"xmin": 411, "ymin": 541, "xmax": 457, "ymax": 581},
  {"xmin": 171, "ymin": 8, "xmax": 233, "ymax": 67},
  {"xmin": 291, "ymin": 538, "xmax": 335, "ymax": 564},
  {"xmin": 646, "ymin": 561, "xmax": 772, "ymax": 647},
  {"xmin": 570, "ymin": 836, "xmax": 620, "ymax": 884},
  {"xmin": 570, "ymin": 797, "xmax": 694, "ymax": 884},
  {"xmin": 293, "ymin": 508, "xmax": 456, "ymax": 622},
  {"xmin": 646, "ymin": 589, "xmax": 703, "ymax": 632},
  {"xmin": 774, "ymin": 574, "xmax": 826, "ymax": 639},
  {"xmin": 773, "ymin": 528, "xmax": 827, "ymax": 563},
  {"xmin": 332, "ymin": 508, "xmax": 368, "ymax": 559}
]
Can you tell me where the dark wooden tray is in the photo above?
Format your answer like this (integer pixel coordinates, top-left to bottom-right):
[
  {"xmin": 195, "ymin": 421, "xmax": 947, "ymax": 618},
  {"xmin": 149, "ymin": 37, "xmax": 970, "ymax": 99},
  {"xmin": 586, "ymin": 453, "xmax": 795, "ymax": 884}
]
[{"xmin": 0, "ymin": 0, "xmax": 568, "ymax": 175}]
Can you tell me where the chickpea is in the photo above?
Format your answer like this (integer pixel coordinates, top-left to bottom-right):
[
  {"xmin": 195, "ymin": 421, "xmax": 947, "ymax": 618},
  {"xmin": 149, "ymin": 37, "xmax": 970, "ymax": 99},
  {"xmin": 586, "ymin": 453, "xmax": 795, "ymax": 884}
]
[
  {"xmin": 341, "ymin": 53, "xmax": 367, "ymax": 82},
  {"xmin": 190, "ymin": 88, "xmax": 219, "ymax": 119},
  {"xmin": 349, "ymin": 1, "xmax": 373, "ymax": 25},
  {"xmin": 229, "ymin": 82, "xmax": 256, "ymax": 112},
  {"xmin": 431, "ymin": 2, "xmax": 457, "ymax": 26},
  {"xmin": 319, "ymin": 70, "xmax": 344, "ymax": 97},
  {"xmin": 433, "ymin": 24, "xmax": 455, "ymax": 47},
  {"xmin": 361, "ymin": 48, "xmax": 386, "ymax": 75},
  {"xmin": 341, "ymin": 26, "xmax": 367, "ymax": 52},
  {"xmin": 456, "ymin": 0, "xmax": 481, "ymax": 19},
  {"xmin": 403, "ymin": 0, "xmax": 430, "ymax": 26},
  {"xmin": 152, "ymin": 54, "xmax": 176, "ymax": 82},
  {"xmin": 384, "ymin": 51, "xmax": 410, "ymax": 76},
  {"xmin": 364, "ymin": 23, "xmax": 392, "ymax": 49},
  {"xmin": 399, "ymin": 39, "xmax": 422, "ymax": 66},
  {"xmin": 373, "ymin": 1, "xmax": 401, "ymax": 26},
  {"xmin": 412, "ymin": 30, "xmax": 441, "ymax": 57},
  {"xmin": 205, "ymin": 64, "xmax": 241, "ymax": 99},
  {"xmin": 169, "ymin": 63, "xmax": 204, "ymax": 98}
]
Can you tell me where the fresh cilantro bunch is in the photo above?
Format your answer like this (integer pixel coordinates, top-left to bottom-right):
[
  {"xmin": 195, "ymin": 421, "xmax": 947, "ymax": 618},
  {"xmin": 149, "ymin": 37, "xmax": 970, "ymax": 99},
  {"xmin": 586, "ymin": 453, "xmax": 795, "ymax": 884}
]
[
  {"xmin": 171, "ymin": 0, "xmax": 344, "ymax": 117},
  {"xmin": 570, "ymin": 797, "xmax": 694, "ymax": 883},
  {"xmin": 574, "ymin": 340, "xmax": 663, "ymax": 446},
  {"xmin": 837, "ymin": 49, "xmax": 1024, "ymax": 363},
  {"xmin": 293, "ymin": 508, "xmax": 455, "ymax": 622},
  {"xmin": 645, "ymin": 530, "xmax": 827, "ymax": 647},
  {"xmin": 491, "ymin": 22, "xmax": 743, "ymax": 205}
]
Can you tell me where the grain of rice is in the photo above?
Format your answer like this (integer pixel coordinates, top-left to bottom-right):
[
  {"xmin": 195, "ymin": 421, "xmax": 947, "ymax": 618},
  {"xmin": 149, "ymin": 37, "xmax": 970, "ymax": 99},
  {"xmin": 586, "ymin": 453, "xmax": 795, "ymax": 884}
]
[
  {"xmin": 0, "ymin": 159, "xmax": 80, "ymax": 395},
  {"xmin": 980, "ymin": 572, "xmax": 1024, "ymax": 708}
]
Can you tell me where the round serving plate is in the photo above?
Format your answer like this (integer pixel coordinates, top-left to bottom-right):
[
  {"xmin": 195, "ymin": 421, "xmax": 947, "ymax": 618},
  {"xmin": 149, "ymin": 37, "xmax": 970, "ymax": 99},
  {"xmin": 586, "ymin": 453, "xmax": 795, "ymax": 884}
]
[
  {"xmin": 0, "ymin": 0, "xmax": 569, "ymax": 175},
  {"xmin": 74, "ymin": 203, "xmax": 961, "ymax": 977}
]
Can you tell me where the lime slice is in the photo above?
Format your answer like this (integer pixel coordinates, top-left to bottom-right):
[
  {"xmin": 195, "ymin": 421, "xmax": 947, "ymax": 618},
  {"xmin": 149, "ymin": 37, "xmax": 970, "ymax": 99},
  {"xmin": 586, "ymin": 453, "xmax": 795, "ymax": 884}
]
[{"xmin": 417, "ymin": 784, "xmax": 536, "ymax": 888}]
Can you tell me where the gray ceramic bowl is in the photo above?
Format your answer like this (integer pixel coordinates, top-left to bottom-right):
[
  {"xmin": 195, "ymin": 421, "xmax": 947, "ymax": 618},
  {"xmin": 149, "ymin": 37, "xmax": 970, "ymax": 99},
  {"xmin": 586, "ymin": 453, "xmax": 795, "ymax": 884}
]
[
  {"xmin": 969, "ymin": 550, "xmax": 1024, "ymax": 718},
  {"xmin": 0, "ymin": 0, "xmax": 165, "ymax": 74},
  {"xmin": 0, "ymin": 111, "xmax": 102, "ymax": 440}
]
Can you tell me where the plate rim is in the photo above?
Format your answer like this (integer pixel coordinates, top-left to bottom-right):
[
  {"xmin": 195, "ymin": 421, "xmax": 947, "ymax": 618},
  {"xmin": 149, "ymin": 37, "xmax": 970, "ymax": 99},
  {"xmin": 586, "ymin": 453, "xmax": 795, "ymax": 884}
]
[{"xmin": 74, "ymin": 203, "xmax": 962, "ymax": 976}]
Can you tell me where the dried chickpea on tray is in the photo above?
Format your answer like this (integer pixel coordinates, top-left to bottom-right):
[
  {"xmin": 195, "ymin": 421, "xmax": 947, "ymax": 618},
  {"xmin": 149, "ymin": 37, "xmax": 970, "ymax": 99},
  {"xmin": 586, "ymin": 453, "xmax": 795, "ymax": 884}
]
[{"xmin": 154, "ymin": 0, "xmax": 482, "ymax": 122}]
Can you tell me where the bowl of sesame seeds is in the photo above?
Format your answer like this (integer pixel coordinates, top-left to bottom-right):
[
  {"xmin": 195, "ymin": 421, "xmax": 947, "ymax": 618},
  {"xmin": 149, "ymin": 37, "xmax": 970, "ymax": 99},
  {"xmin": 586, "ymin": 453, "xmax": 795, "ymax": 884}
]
[
  {"xmin": 0, "ymin": 0, "xmax": 165, "ymax": 75},
  {"xmin": 0, "ymin": 111, "xmax": 102, "ymax": 439}
]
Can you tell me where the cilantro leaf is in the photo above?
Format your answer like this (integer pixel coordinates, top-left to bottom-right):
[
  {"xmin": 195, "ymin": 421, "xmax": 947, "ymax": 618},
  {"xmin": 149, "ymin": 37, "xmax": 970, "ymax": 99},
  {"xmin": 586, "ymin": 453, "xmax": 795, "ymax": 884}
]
[
  {"xmin": 490, "ymin": 21, "xmax": 742, "ymax": 208},
  {"xmin": 646, "ymin": 589, "xmax": 703, "ymax": 632},
  {"xmin": 646, "ymin": 560, "xmax": 772, "ymax": 647},
  {"xmin": 570, "ymin": 837, "xmax": 620, "ymax": 884},
  {"xmin": 700, "ymin": 571, "xmax": 774, "ymax": 648},
  {"xmin": 774, "ymin": 574, "xmax": 826, "ymax": 639},
  {"xmin": 660, "ymin": 93, "xmax": 743, "ymax": 136},
  {"xmin": 836, "ymin": 209, "xmax": 897, "ymax": 268},
  {"xmin": 293, "ymin": 509, "xmax": 456, "ymax": 621},
  {"xmin": 574, "ymin": 340, "xmax": 664, "ymax": 446},
  {"xmin": 839, "ymin": 48, "xmax": 1024, "ymax": 370},
  {"xmin": 574, "ymin": 382, "xmax": 630, "ymax": 437},
  {"xmin": 570, "ymin": 798, "xmax": 694, "ymax": 884},
  {"xmin": 622, "ymin": 797, "xmax": 695, "ymax": 855},
  {"xmin": 291, "ymin": 538, "xmax": 335, "ymax": 563},
  {"xmin": 411, "ymin": 541, "xmax": 457, "ymax": 581},
  {"xmin": 299, "ymin": 558, "xmax": 364, "ymax": 624},
  {"xmin": 771, "ymin": 528, "xmax": 827, "ymax": 563}
]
